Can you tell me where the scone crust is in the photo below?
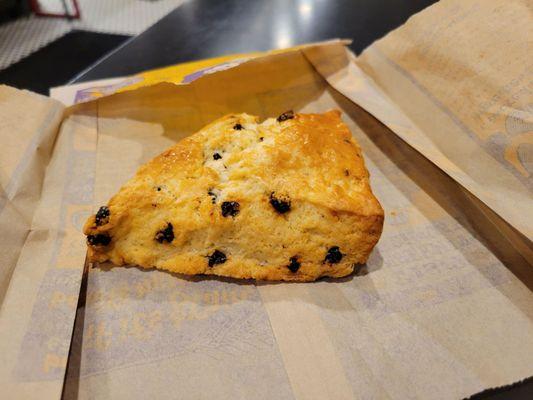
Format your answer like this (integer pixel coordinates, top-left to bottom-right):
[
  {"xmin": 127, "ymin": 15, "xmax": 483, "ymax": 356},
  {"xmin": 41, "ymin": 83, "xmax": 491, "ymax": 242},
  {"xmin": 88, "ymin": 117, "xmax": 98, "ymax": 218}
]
[{"xmin": 84, "ymin": 111, "xmax": 384, "ymax": 282}]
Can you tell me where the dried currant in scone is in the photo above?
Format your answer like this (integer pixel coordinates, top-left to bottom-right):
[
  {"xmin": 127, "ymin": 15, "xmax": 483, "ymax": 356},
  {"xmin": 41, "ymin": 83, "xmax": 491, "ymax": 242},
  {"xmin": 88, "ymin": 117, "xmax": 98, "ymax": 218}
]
[
  {"xmin": 221, "ymin": 201, "xmax": 240, "ymax": 217},
  {"xmin": 287, "ymin": 256, "xmax": 301, "ymax": 273},
  {"xmin": 277, "ymin": 110, "xmax": 294, "ymax": 122},
  {"xmin": 269, "ymin": 192, "xmax": 291, "ymax": 214},
  {"xmin": 95, "ymin": 206, "xmax": 110, "ymax": 226},
  {"xmin": 233, "ymin": 123, "xmax": 243, "ymax": 130},
  {"xmin": 213, "ymin": 152, "xmax": 222, "ymax": 160},
  {"xmin": 208, "ymin": 250, "xmax": 227, "ymax": 267},
  {"xmin": 324, "ymin": 246, "xmax": 343, "ymax": 264},
  {"xmin": 87, "ymin": 234, "xmax": 111, "ymax": 246},
  {"xmin": 155, "ymin": 222, "xmax": 174, "ymax": 243},
  {"xmin": 207, "ymin": 189, "xmax": 218, "ymax": 204}
]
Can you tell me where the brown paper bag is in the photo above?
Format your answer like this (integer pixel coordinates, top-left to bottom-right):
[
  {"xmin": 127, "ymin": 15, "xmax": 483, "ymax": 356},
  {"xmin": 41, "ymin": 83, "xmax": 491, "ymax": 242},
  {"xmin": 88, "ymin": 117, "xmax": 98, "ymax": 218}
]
[
  {"xmin": 0, "ymin": 95, "xmax": 97, "ymax": 399},
  {"xmin": 62, "ymin": 46, "xmax": 531, "ymax": 399}
]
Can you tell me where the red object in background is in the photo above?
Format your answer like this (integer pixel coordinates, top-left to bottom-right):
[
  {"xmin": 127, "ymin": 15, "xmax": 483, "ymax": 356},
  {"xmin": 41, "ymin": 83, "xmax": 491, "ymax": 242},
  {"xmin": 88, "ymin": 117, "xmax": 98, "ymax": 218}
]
[{"xmin": 29, "ymin": 0, "xmax": 80, "ymax": 19}]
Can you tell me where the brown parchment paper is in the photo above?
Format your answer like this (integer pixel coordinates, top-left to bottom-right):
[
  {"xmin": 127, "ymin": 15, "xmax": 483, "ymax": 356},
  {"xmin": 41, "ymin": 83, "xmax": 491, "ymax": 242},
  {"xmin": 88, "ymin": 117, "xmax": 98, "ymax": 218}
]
[
  {"xmin": 0, "ymin": 87, "xmax": 64, "ymax": 305},
  {"xmin": 1, "ymin": 1, "xmax": 532, "ymax": 399},
  {"xmin": 59, "ymin": 46, "xmax": 533, "ymax": 399},
  {"xmin": 354, "ymin": 0, "xmax": 532, "ymax": 242}
]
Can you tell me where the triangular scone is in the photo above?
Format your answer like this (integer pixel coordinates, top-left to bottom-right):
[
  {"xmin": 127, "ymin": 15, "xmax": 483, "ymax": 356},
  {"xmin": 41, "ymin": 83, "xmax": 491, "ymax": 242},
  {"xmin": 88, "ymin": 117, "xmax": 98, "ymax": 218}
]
[{"xmin": 84, "ymin": 110, "xmax": 383, "ymax": 281}]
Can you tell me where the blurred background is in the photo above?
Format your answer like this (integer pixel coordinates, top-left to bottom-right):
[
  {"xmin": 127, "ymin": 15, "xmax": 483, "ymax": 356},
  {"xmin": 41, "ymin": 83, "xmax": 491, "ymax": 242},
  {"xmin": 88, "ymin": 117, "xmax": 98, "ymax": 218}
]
[
  {"xmin": 0, "ymin": 0, "xmax": 186, "ymax": 93},
  {"xmin": 0, "ymin": 0, "xmax": 436, "ymax": 95}
]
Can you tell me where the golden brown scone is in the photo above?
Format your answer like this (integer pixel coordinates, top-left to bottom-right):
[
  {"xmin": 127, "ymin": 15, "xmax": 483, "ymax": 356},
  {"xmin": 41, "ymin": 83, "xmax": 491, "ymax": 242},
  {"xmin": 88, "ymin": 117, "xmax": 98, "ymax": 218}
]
[{"xmin": 83, "ymin": 110, "xmax": 383, "ymax": 281}]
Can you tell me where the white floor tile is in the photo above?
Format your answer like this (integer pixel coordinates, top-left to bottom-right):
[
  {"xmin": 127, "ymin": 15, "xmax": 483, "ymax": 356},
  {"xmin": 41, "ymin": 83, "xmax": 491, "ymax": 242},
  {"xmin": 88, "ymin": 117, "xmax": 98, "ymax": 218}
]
[{"xmin": 0, "ymin": 0, "xmax": 186, "ymax": 70}]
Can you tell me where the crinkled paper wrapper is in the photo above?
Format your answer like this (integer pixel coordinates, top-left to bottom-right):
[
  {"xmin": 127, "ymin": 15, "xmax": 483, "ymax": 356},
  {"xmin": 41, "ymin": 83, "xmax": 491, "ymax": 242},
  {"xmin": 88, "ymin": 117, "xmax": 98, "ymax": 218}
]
[{"xmin": 0, "ymin": 1, "xmax": 532, "ymax": 399}]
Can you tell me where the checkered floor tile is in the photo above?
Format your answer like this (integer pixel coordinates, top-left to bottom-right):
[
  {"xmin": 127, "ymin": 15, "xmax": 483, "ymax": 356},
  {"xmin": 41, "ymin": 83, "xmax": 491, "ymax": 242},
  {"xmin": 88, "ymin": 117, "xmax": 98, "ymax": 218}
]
[{"xmin": 0, "ymin": 0, "xmax": 186, "ymax": 70}]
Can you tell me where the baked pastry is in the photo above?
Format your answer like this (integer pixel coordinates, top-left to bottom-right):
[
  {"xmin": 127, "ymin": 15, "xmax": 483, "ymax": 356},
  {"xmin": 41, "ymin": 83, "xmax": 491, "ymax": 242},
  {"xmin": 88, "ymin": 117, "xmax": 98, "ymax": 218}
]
[{"xmin": 83, "ymin": 110, "xmax": 383, "ymax": 281}]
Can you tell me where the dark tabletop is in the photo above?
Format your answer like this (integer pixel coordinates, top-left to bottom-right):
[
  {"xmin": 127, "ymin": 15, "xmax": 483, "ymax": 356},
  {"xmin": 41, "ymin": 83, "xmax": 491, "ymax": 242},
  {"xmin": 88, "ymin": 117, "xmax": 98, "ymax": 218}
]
[
  {"xmin": 74, "ymin": 0, "xmax": 438, "ymax": 82},
  {"xmin": 72, "ymin": 1, "xmax": 533, "ymax": 398}
]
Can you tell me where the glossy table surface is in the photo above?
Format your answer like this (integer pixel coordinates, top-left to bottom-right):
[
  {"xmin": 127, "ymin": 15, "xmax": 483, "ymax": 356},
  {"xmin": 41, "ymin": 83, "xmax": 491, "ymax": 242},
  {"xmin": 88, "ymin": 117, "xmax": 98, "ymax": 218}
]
[
  {"xmin": 72, "ymin": 1, "xmax": 532, "ymax": 399},
  {"xmin": 74, "ymin": 0, "xmax": 437, "ymax": 81}
]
